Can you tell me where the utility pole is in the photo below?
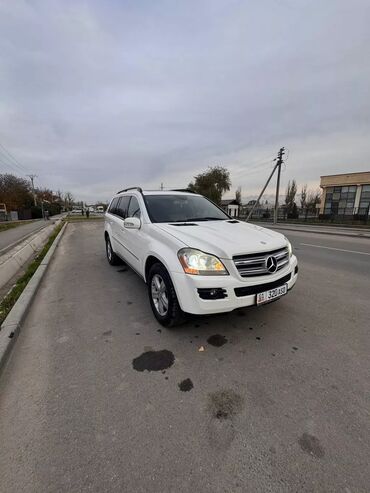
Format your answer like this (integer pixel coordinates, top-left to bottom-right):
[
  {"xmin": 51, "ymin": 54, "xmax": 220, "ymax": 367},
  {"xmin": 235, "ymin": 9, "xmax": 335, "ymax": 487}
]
[
  {"xmin": 27, "ymin": 174, "xmax": 38, "ymax": 206},
  {"xmin": 273, "ymin": 147, "xmax": 285, "ymax": 224},
  {"xmin": 246, "ymin": 147, "xmax": 285, "ymax": 222}
]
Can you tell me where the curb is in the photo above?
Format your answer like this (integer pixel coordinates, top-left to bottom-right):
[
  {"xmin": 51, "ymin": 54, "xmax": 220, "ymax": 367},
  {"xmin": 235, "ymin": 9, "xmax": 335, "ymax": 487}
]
[
  {"xmin": 251, "ymin": 223, "xmax": 370, "ymax": 239},
  {"xmin": 0, "ymin": 222, "xmax": 68, "ymax": 375},
  {"xmin": 0, "ymin": 219, "xmax": 63, "ymax": 292}
]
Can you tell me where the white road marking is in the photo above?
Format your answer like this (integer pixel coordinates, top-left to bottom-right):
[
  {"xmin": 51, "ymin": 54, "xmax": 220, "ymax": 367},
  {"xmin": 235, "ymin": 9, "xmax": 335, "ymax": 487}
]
[{"xmin": 300, "ymin": 243, "xmax": 370, "ymax": 256}]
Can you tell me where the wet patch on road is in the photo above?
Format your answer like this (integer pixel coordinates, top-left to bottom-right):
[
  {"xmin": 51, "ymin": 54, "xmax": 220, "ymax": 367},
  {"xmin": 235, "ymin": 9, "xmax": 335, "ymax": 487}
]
[
  {"xmin": 256, "ymin": 336, "xmax": 261, "ymax": 340},
  {"xmin": 207, "ymin": 334, "xmax": 228, "ymax": 347},
  {"xmin": 208, "ymin": 389, "xmax": 243, "ymax": 420},
  {"xmin": 132, "ymin": 349, "xmax": 175, "ymax": 372},
  {"xmin": 102, "ymin": 330, "xmax": 112, "ymax": 336},
  {"xmin": 178, "ymin": 378, "xmax": 194, "ymax": 392},
  {"xmin": 298, "ymin": 433, "xmax": 325, "ymax": 458},
  {"xmin": 292, "ymin": 346, "xmax": 298, "ymax": 351},
  {"xmin": 127, "ymin": 301, "xmax": 133, "ymax": 305},
  {"xmin": 236, "ymin": 310, "xmax": 246, "ymax": 317}
]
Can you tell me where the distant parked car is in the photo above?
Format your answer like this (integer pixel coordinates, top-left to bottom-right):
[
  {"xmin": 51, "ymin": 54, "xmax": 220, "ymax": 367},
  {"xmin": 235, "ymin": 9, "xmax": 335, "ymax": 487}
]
[
  {"xmin": 96, "ymin": 206, "xmax": 105, "ymax": 213},
  {"xmin": 70, "ymin": 209, "xmax": 83, "ymax": 215}
]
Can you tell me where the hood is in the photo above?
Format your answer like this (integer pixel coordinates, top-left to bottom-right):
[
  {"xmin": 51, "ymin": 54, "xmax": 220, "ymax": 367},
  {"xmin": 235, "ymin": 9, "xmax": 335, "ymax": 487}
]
[{"xmin": 155, "ymin": 221, "xmax": 287, "ymax": 259}]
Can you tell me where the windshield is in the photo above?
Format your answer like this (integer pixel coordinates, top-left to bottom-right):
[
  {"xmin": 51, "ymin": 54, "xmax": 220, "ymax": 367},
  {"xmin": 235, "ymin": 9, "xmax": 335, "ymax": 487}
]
[{"xmin": 144, "ymin": 194, "xmax": 229, "ymax": 223}]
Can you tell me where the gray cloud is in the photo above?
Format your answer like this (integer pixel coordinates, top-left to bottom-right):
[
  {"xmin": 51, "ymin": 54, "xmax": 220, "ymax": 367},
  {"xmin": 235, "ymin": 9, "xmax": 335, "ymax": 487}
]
[{"xmin": 1, "ymin": 0, "xmax": 369, "ymax": 202}]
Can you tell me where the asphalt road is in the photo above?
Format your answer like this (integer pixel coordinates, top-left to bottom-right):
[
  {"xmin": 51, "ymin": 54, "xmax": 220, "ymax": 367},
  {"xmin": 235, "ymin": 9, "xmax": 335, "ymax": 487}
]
[
  {"xmin": 0, "ymin": 222, "xmax": 369, "ymax": 493},
  {"xmin": 0, "ymin": 215, "xmax": 63, "ymax": 253}
]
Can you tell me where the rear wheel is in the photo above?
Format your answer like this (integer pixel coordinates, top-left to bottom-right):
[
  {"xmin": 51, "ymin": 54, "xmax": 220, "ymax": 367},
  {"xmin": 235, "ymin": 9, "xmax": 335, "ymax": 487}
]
[
  {"xmin": 148, "ymin": 263, "xmax": 186, "ymax": 327},
  {"xmin": 105, "ymin": 236, "xmax": 121, "ymax": 265}
]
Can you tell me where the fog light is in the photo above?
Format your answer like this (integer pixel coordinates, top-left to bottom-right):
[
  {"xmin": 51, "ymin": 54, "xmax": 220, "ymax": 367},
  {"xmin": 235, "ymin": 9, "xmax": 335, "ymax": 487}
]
[{"xmin": 197, "ymin": 288, "xmax": 227, "ymax": 300}]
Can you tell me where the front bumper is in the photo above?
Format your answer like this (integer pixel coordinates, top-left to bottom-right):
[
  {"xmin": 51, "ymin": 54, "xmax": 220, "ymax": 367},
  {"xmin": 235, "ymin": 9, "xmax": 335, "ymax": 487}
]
[{"xmin": 171, "ymin": 255, "xmax": 298, "ymax": 315}]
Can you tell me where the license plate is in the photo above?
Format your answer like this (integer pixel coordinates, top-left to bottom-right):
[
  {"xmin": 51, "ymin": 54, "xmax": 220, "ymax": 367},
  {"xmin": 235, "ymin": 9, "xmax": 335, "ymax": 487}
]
[{"xmin": 256, "ymin": 284, "xmax": 287, "ymax": 305}]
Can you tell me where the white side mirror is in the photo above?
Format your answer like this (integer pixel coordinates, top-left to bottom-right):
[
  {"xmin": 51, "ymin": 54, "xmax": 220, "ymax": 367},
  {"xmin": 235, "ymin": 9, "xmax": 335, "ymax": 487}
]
[{"xmin": 124, "ymin": 217, "xmax": 141, "ymax": 229}]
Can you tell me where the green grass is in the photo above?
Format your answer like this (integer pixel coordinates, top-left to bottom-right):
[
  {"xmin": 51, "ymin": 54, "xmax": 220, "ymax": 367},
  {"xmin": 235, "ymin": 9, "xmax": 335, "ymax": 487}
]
[
  {"xmin": 0, "ymin": 222, "xmax": 64, "ymax": 327},
  {"xmin": 0, "ymin": 220, "xmax": 38, "ymax": 233}
]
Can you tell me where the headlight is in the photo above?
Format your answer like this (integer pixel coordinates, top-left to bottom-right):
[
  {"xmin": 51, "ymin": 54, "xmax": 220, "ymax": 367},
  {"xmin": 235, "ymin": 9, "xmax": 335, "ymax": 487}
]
[
  {"xmin": 286, "ymin": 238, "xmax": 292, "ymax": 257},
  {"xmin": 178, "ymin": 248, "xmax": 228, "ymax": 275}
]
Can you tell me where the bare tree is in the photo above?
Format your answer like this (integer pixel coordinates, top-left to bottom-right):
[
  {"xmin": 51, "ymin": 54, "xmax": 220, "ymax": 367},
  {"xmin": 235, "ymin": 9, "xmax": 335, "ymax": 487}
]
[
  {"xmin": 235, "ymin": 186, "xmax": 242, "ymax": 205},
  {"xmin": 306, "ymin": 189, "xmax": 321, "ymax": 216},
  {"xmin": 64, "ymin": 192, "xmax": 74, "ymax": 211}
]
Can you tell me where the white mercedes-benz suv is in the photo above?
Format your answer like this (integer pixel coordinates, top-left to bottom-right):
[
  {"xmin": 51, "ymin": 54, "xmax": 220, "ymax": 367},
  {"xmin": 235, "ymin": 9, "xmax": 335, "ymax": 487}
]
[{"xmin": 104, "ymin": 188, "xmax": 298, "ymax": 327}]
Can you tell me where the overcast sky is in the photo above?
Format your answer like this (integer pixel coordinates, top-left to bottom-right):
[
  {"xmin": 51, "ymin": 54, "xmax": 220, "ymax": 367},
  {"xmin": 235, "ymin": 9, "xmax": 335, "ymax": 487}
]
[{"xmin": 1, "ymin": 0, "xmax": 370, "ymax": 202}]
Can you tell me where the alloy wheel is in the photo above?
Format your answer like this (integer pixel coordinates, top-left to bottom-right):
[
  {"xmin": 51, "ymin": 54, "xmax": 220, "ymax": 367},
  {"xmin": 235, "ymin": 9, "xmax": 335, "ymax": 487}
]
[{"xmin": 151, "ymin": 274, "xmax": 169, "ymax": 316}]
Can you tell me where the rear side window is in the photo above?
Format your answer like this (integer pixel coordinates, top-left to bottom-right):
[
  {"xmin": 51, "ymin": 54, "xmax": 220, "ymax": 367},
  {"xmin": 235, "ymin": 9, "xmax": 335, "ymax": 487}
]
[
  {"xmin": 115, "ymin": 196, "xmax": 130, "ymax": 219},
  {"xmin": 108, "ymin": 197, "xmax": 119, "ymax": 214},
  {"xmin": 127, "ymin": 196, "xmax": 141, "ymax": 218}
]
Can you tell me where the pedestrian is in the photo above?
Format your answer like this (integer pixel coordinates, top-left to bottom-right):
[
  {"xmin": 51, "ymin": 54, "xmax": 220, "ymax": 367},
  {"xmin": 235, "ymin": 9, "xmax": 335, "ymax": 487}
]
[{"xmin": 86, "ymin": 209, "xmax": 90, "ymax": 219}]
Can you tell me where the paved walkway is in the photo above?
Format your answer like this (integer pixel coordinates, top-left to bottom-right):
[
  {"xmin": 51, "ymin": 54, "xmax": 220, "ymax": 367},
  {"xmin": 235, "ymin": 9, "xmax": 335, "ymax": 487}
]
[{"xmin": 0, "ymin": 215, "xmax": 63, "ymax": 253}]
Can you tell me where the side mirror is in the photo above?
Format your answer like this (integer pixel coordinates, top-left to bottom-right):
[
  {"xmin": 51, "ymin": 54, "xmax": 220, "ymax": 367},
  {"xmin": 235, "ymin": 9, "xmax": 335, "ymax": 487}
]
[{"xmin": 124, "ymin": 217, "xmax": 141, "ymax": 230}]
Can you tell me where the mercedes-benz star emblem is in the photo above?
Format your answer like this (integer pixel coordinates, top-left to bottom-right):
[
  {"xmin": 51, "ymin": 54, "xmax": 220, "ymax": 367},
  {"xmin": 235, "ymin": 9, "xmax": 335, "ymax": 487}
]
[{"xmin": 266, "ymin": 256, "xmax": 278, "ymax": 273}]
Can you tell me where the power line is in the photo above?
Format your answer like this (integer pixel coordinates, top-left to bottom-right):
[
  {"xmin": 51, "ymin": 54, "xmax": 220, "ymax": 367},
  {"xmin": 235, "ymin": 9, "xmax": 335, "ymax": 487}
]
[
  {"xmin": 0, "ymin": 142, "xmax": 29, "ymax": 173},
  {"xmin": 0, "ymin": 155, "xmax": 25, "ymax": 175}
]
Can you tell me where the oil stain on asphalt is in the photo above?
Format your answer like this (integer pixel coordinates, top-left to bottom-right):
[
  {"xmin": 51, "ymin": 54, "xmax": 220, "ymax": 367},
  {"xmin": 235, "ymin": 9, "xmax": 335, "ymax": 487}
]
[
  {"xmin": 208, "ymin": 389, "xmax": 243, "ymax": 420},
  {"xmin": 178, "ymin": 378, "xmax": 194, "ymax": 392},
  {"xmin": 132, "ymin": 350, "xmax": 175, "ymax": 372},
  {"xmin": 207, "ymin": 334, "xmax": 228, "ymax": 347},
  {"xmin": 298, "ymin": 433, "xmax": 325, "ymax": 458}
]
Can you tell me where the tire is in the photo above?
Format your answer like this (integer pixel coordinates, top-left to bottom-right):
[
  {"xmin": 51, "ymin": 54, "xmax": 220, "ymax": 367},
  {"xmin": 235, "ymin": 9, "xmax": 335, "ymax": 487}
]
[
  {"xmin": 105, "ymin": 236, "xmax": 121, "ymax": 266},
  {"xmin": 148, "ymin": 263, "xmax": 186, "ymax": 327}
]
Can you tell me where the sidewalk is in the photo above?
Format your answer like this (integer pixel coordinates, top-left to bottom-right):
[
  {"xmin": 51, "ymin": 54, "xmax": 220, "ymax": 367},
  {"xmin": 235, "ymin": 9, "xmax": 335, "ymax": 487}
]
[
  {"xmin": 251, "ymin": 221, "xmax": 370, "ymax": 239},
  {"xmin": 0, "ymin": 214, "xmax": 64, "ymax": 254}
]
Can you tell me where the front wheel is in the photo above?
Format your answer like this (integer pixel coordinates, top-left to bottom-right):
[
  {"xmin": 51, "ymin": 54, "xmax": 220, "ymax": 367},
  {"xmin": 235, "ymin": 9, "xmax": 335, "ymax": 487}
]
[{"xmin": 148, "ymin": 263, "xmax": 186, "ymax": 327}]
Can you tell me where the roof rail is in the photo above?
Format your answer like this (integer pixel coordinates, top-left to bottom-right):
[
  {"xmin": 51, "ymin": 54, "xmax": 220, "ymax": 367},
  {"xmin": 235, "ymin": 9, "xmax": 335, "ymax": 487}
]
[
  {"xmin": 170, "ymin": 188, "xmax": 197, "ymax": 194},
  {"xmin": 116, "ymin": 187, "xmax": 143, "ymax": 194}
]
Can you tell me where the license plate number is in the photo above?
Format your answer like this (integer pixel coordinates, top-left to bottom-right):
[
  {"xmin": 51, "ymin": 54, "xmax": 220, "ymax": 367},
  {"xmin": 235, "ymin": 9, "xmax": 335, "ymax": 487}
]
[{"xmin": 256, "ymin": 284, "xmax": 287, "ymax": 305}]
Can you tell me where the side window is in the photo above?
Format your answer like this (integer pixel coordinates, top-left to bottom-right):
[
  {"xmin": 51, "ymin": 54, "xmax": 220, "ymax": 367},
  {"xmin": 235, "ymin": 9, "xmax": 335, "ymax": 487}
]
[
  {"xmin": 108, "ymin": 197, "xmax": 119, "ymax": 214},
  {"xmin": 116, "ymin": 195, "xmax": 130, "ymax": 219},
  {"xmin": 127, "ymin": 196, "xmax": 141, "ymax": 218}
]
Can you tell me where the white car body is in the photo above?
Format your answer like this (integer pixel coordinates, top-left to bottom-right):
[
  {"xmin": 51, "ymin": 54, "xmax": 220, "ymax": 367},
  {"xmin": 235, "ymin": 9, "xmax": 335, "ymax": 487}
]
[{"xmin": 104, "ymin": 190, "xmax": 298, "ymax": 316}]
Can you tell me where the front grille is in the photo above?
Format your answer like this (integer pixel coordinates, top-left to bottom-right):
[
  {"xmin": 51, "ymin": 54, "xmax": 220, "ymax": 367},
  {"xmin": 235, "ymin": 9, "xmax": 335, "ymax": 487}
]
[
  {"xmin": 233, "ymin": 247, "xmax": 289, "ymax": 277},
  {"xmin": 234, "ymin": 273, "xmax": 292, "ymax": 297}
]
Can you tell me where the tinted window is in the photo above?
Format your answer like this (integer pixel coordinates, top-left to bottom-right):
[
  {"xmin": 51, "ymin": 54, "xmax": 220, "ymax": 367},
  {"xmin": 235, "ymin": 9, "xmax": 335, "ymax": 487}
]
[
  {"xmin": 108, "ymin": 197, "xmax": 119, "ymax": 214},
  {"xmin": 127, "ymin": 196, "xmax": 141, "ymax": 218},
  {"xmin": 116, "ymin": 196, "xmax": 130, "ymax": 218},
  {"xmin": 144, "ymin": 194, "xmax": 229, "ymax": 223}
]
